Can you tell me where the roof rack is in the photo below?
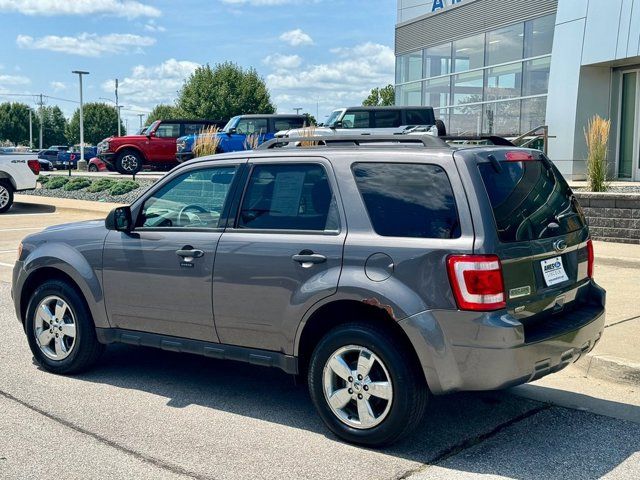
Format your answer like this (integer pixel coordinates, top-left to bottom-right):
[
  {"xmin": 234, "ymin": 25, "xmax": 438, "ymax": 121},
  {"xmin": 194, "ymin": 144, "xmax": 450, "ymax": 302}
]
[
  {"xmin": 257, "ymin": 134, "xmax": 448, "ymax": 150},
  {"xmin": 440, "ymin": 135, "xmax": 515, "ymax": 146}
]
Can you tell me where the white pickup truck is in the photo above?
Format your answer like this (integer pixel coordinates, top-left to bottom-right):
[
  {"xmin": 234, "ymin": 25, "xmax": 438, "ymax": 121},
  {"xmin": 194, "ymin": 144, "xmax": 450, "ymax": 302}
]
[{"xmin": 0, "ymin": 153, "xmax": 39, "ymax": 213}]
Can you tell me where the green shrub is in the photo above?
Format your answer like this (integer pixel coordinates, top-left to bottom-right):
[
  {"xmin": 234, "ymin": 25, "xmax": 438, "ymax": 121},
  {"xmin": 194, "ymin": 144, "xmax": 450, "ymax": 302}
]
[
  {"xmin": 45, "ymin": 177, "xmax": 70, "ymax": 190},
  {"xmin": 109, "ymin": 180, "xmax": 140, "ymax": 196},
  {"xmin": 38, "ymin": 175, "xmax": 50, "ymax": 184},
  {"xmin": 87, "ymin": 178, "xmax": 116, "ymax": 193},
  {"xmin": 63, "ymin": 178, "xmax": 92, "ymax": 191}
]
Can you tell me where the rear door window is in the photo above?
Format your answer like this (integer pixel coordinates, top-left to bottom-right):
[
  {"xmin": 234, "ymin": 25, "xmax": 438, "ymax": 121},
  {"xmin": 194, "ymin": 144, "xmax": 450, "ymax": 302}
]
[
  {"xmin": 373, "ymin": 110, "xmax": 401, "ymax": 128},
  {"xmin": 183, "ymin": 123, "xmax": 208, "ymax": 136},
  {"xmin": 478, "ymin": 157, "xmax": 586, "ymax": 242},
  {"xmin": 238, "ymin": 164, "xmax": 339, "ymax": 231},
  {"xmin": 352, "ymin": 163, "xmax": 460, "ymax": 239}
]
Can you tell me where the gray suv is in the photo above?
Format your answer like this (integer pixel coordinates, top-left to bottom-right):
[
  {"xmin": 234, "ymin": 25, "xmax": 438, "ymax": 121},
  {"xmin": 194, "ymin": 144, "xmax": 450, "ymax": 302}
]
[{"xmin": 12, "ymin": 135, "xmax": 605, "ymax": 446}]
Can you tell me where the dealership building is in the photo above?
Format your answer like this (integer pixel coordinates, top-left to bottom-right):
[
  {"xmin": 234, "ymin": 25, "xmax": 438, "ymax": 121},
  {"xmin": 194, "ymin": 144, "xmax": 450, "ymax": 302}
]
[{"xmin": 395, "ymin": 0, "xmax": 640, "ymax": 180}]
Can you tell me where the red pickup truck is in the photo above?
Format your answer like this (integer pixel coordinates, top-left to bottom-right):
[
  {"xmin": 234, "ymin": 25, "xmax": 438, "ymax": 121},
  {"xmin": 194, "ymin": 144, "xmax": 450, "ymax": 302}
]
[{"xmin": 97, "ymin": 119, "xmax": 219, "ymax": 174}]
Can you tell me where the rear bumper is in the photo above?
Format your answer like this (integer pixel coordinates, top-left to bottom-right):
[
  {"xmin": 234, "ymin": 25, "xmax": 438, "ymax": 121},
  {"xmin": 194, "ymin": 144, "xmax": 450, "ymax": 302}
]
[{"xmin": 400, "ymin": 281, "xmax": 606, "ymax": 394}]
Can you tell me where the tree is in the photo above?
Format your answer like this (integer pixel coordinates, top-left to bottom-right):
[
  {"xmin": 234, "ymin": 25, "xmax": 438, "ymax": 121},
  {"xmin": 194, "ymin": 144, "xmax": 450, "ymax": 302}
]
[
  {"xmin": 66, "ymin": 102, "xmax": 124, "ymax": 145},
  {"xmin": 0, "ymin": 102, "xmax": 34, "ymax": 146},
  {"xmin": 303, "ymin": 113, "xmax": 317, "ymax": 126},
  {"xmin": 362, "ymin": 84, "xmax": 396, "ymax": 107},
  {"xmin": 145, "ymin": 104, "xmax": 182, "ymax": 126},
  {"xmin": 41, "ymin": 106, "xmax": 68, "ymax": 146},
  {"xmin": 177, "ymin": 62, "xmax": 276, "ymax": 121}
]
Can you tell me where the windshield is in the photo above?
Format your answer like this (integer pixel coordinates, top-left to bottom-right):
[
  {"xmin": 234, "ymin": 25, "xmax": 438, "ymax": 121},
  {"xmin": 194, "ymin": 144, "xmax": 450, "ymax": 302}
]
[
  {"xmin": 324, "ymin": 110, "xmax": 343, "ymax": 127},
  {"xmin": 222, "ymin": 116, "xmax": 240, "ymax": 132}
]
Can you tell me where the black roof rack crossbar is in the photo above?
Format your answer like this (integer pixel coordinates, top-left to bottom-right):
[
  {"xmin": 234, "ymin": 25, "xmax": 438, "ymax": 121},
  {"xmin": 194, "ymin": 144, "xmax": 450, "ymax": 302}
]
[{"xmin": 257, "ymin": 134, "xmax": 448, "ymax": 150}]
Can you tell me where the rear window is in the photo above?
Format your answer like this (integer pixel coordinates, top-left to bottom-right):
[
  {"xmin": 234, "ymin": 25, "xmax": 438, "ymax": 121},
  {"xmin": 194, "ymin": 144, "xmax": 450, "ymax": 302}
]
[
  {"xmin": 405, "ymin": 109, "xmax": 435, "ymax": 125},
  {"xmin": 274, "ymin": 118, "xmax": 305, "ymax": 131},
  {"xmin": 373, "ymin": 110, "xmax": 401, "ymax": 128},
  {"xmin": 478, "ymin": 158, "xmax": 586, "ymax": 243},
  {"xmin": 352, "ymin": 163, "xmax": 460, "ymax": 239}
]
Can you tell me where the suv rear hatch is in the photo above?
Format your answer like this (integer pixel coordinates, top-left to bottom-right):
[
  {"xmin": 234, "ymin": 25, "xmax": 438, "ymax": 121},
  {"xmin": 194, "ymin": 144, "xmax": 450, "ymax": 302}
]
[{"xmin": 458, "ymin": 148, "xmax": 597, "ymax": 340}]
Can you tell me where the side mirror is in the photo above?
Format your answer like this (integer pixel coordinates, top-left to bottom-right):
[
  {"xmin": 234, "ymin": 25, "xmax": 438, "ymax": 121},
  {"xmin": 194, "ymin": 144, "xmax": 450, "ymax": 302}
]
[
  {"xmin": 106, "ymin": 206, "xmax": 133, "ymax": 232},
  {"xmin": 227, "ymin": 127, "xmax": 236, "ymax": 136},
  {"xmin": 147, "ymin": 130, "xmax": 155, "ymax": 138},
  {"xmin": 332, "ymin": 121, "xmax": 342, "ymax": 129}
]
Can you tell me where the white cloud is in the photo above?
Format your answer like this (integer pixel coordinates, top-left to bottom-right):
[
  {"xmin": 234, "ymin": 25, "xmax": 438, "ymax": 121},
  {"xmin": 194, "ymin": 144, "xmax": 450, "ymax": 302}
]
[
  {"xmin": 0, "ymin": 0, "xmax": 160, "ymax": 18},
  {"xmin": 263, "ymin": 54, "xmax": 302, "ymax": 71},
  {"xmin": 0, "ymin": 74, "xmax": 30, "ymax": 85},
  {"xmin": 17, "ymin": 33, "xmax": 156, "ymax": 57},
  {"xmin": 103, "ymin": 58, "xmax": 200, "ymax": 109},
  {"xmin": 50, "ymin": 81, "xmax": 67, "ymax": 91},
  {"xmin": 266, "ymin": 42, "xmax": 395, "ymax": 117},
  {"xmin": 279, "ymin": 28, "xmax": 313, "ymax": 46},
  {"xmin": 143, "ymin": 19, "xmax": 166, "ymax": 32}
]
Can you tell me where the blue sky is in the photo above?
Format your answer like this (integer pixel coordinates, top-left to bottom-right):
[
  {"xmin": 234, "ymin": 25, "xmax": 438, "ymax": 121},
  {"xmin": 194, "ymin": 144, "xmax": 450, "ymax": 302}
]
[{"xmin": 0, "ymin": 0, "xmax": 396, "ymax": 130}]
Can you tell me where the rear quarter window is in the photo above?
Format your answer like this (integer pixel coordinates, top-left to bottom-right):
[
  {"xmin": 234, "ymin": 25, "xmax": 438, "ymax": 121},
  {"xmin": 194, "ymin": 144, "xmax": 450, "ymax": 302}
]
[{"xmin": 352, "ymin": 162, "xmax": 460, "ymax": 239}]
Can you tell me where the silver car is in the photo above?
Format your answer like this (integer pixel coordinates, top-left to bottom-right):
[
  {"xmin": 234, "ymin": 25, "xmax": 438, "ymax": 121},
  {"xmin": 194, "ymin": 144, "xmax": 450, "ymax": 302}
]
[{"xmin": 13, "ymin": 135, "xmax": 605, "ymax": 446}]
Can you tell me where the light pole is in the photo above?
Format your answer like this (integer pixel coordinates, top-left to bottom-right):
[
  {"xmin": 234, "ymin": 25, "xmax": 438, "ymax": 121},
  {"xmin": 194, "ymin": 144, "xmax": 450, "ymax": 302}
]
[
  {"xmin": 72, "ymin": 70, "xmax": 89, "ymax": 173},
  {"xmin": 293, "ymin": 107, "xmax": 302, "ymax": 115},
  {"xmin": 137, "ymin": 114, "xmax": 145, "ymax": 129}
]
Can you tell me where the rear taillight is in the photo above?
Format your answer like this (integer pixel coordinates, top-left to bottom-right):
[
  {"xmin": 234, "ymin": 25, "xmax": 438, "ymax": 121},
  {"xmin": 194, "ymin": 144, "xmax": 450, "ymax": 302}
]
[
  {"xmin": 587, "ymin": 239, "xmax": 594, "ymax": 278},
  {"xmin": 504, "ymin": 151, "xmax": 534, "ymax": 161},
  {"xmin": 447, "ymin": 255, "xmax": 506, "ymax": 311},
  {"xmin": 27, "ymin": 159, "xmax": 40, "ymax": 175}
]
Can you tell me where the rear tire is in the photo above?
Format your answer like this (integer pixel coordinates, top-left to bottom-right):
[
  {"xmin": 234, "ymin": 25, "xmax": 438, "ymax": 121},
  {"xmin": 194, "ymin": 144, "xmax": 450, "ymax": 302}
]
[
  {"xmin": 88, "ymin": 164, "xmax": 99, "ymax": 172},
  {"xmin": 0, "ymin": 180, "xmax": 14, "ymax": 213},
  {"xmin": 435, "ymin": 119, "xmax": 447, "ymax": 137},
  {"xmin": 25, "ymin": 279, "xmax": 104, "ymax": 374},
  {"xmin": 308, "ymin": 322, "xmax": 428, "ymax": 446},
  {"xmin": 115, "ymin": 150, "xmax": 142, "ymax": 175}
]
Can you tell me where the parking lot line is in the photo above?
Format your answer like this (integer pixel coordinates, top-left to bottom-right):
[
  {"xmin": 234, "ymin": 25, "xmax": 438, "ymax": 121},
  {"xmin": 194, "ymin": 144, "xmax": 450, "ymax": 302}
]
[
  {"xmin": 0, "ymin": 262, "xmax": 13, "ymax": 268},
  {"xmin": 0, "ymin": 250, "xmax": 16, "ymax": 254},
  {"xmin": 1, "ymin": 213, "xmax": 59, "ymax": 217}
]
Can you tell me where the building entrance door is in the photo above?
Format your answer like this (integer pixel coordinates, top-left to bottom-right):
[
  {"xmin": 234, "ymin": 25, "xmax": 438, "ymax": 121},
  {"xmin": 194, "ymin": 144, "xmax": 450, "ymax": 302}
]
[{"xmin": 618, "ymin": 71, "xmax": 640, "ymax": 180}]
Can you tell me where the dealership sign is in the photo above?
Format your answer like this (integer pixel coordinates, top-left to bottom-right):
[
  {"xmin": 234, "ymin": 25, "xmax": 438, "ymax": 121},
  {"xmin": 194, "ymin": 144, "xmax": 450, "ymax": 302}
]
[{"xmin": 431, "ymin": 0, "xmax": 464, "ymax": 12}]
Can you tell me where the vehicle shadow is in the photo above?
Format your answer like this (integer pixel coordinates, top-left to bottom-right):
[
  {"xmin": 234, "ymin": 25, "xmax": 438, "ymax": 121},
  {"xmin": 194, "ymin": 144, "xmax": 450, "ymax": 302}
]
[
  {"xmin": 70, "ymin": 343, "xmax": 640, "ymax": 479},
  {"xmin": 9, "ymin": 202, "xmax": 57, "ymax": 214}
]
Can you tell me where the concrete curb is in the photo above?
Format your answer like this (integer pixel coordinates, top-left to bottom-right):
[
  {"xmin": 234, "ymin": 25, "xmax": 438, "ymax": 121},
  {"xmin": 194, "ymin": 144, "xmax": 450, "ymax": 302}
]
[
  {"xmin": 574, "ymin": 353, "xmax": 640, "ymax": 386},
  {"xmin": 15, "ymin": 195, "xmax": 123, "ymax": 214}
]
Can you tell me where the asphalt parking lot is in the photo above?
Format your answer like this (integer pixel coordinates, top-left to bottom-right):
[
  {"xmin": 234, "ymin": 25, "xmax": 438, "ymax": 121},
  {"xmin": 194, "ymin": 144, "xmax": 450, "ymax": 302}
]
[{"xmin": 1, "ymin": 202, "xmax": 640, "ymax": 479}]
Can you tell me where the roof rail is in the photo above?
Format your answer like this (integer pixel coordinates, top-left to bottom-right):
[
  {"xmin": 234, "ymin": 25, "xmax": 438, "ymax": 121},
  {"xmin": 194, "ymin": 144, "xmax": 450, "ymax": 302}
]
[{"xmin": 257, "ymin": 134, "xmax": 448, "ymax": 150}]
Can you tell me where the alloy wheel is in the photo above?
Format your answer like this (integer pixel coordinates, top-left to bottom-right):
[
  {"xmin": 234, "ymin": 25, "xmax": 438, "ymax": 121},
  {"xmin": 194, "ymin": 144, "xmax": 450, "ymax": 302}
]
[
  {"xmin": 121, "ymin": 154, "xmax": 138, "ymax": 172},
  {"xmin": 322, "ymin": 345, "xmax": 393, "ymax": 429},
  {"xmin": 33, "ymin": 296, "xmax": 77, "ymax": 360},
  {"xmin": 0, "ymin": 185, "xmax": 9, "ymax": 209}
]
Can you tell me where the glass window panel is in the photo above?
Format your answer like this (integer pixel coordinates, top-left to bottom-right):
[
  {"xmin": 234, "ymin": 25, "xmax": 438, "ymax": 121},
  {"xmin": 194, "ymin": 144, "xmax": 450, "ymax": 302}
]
[
  {"xmin": 373, "ymin": 110, "xmax": 402, "ymax": 128},
  {"xmin": 453, "ymin": 70, "xmax": 483, "ymax": 105},
  {"xmin": 396, "ymin": 51, "xmax": 423, "ymax": 83},
  {"xmin": 619, "ymin": 72, "xmax": 637, "ymax": 179},
  {"xmin": 482, "ymin": 101, "xmax": 521, "ymax": 135},
  {"xmin": 453, "ymin": 34, "xmax": 484, "ymax": 72},
  {"xmin": 485, "ymin": 62, "xmax": 522, "ymax": 101},
  {"xmin": 352, "ymin": 163, "xmax": 461, "ymax": 239},
  {"xmin": 424, "ymin": 76, "xmax": 451, "ymax": 108},
  {"xmin": 521, "ymin": 97, "xmax": 547, "ymax": 132},
  {"xmin": 425, "ymin": 43, "xmax": 451, "ymax": 77},
  {"xmin": 341, "ymin": 111, "xmax": 371, "ymax": 128},
  {"xmin": 238, "ymin": 164, "xmax": 338, "ymax": 231},
  {"xmin": 140, "ymin": 166, "xmax": 237, "ymax": 229},
  {"xmin": 486, "ymin": 23, "xmax": 524, "ymax": 66},
  {"xmin": 523, "ymin": 57, "xmax": 551, "ymax": 96},
  {"xmin": 450, "ymin": 104, "xmax": 482, "ymax": 135},
  {"xmin": 525, "ymin": 14, "xmax": 556, "ymax": 58},
  {"xmin": 397, "ymin": 82, "xmax": 423, "ymax": 106}
]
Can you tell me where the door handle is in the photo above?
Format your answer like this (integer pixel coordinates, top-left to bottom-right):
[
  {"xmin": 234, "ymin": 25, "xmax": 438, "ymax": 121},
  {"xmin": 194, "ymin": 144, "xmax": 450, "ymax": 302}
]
[
  {"xmin": 176, "ymin": 248, "xmax": 204, "ymax": 259},
  {"xmin": 292, "ymin": 252, "xmax": 327, "ymax": 266}
]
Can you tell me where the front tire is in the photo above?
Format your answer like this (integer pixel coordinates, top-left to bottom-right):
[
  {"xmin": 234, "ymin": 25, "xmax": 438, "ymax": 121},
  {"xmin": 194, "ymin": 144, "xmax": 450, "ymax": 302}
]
[
  {"xmin": 88, "ymin": 164, "xmax": 99, "ymax": 172},
  {"xmin": 0, "ymin": 180, "xmax": 14, "ymax": 213},
  {"xmin": 25, "ymin": 280, "xmax": 104, "ymax": 374},
  {"xmin": 115, "ymin": 150, "xmax": 142, "ymax": 175},
  {"xmin": 308, "ymin": 323, "xmax": 428, "ymax": 446}
]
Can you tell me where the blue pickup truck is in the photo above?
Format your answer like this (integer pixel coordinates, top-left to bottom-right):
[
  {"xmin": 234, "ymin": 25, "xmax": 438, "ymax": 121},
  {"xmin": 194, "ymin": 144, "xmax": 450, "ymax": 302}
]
[{"xmin": 176, "ymin": 114, "xmax": 305, "ymax": 162}]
